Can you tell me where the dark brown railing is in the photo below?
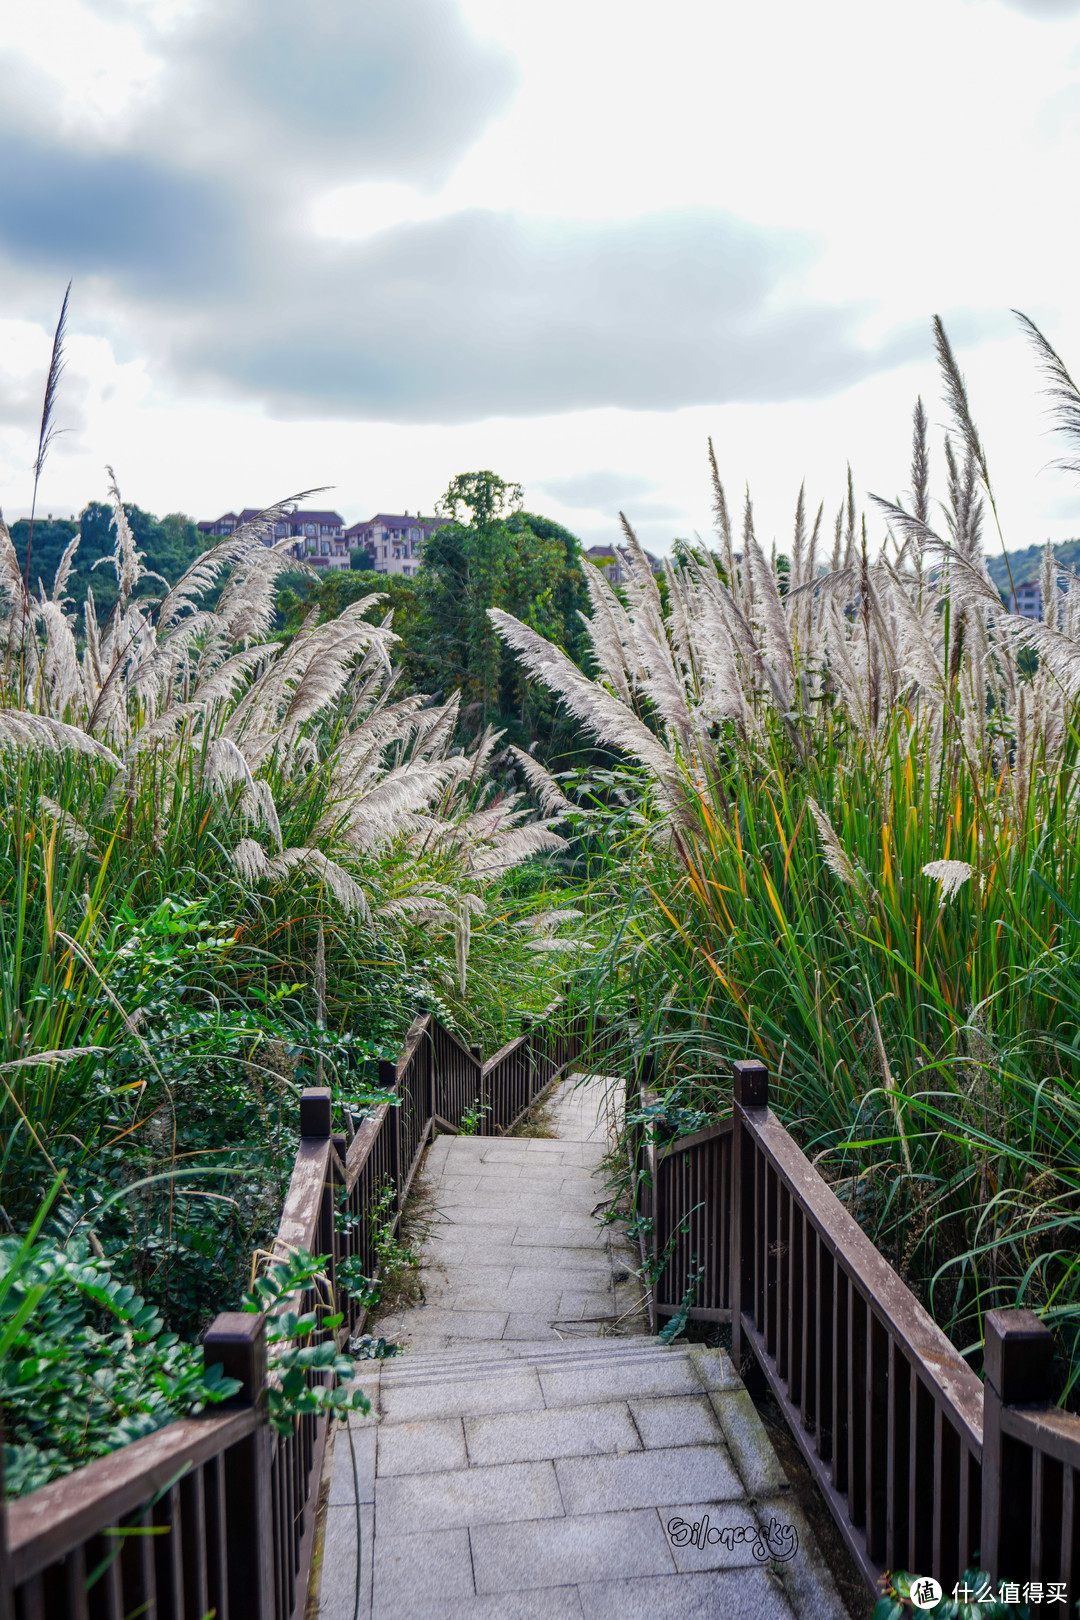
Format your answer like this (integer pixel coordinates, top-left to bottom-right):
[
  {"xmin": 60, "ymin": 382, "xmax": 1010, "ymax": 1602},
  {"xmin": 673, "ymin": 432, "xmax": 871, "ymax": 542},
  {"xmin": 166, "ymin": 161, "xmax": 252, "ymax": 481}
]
[
  {"xmin": 3, "ymin": 998, "xmax": 584, "ymax": 1620},
  {"xmin": 628, "ymin": 1054, "xmax": 1080, "ymax": 1600}
]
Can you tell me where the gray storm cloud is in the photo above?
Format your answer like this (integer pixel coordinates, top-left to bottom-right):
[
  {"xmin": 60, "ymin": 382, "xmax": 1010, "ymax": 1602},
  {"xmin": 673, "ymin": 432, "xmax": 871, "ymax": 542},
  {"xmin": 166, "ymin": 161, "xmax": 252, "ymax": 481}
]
[
  {"xmin": 191, "ymin": 209, "xmax": 923, "ymax": 423},
  {"xmin": 0, "ymin": 0, "xmax": 924, "ymax": 425},
  {"xmin": 536, "ymin": 471, "xmax": 660, "ymax": 509}
]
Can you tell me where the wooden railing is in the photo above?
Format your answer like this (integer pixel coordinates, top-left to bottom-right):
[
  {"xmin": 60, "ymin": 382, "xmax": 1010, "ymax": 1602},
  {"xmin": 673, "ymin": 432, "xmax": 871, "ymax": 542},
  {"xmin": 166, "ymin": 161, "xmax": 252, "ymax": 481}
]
[
  {"xmin": 3, "ymin": 998, "xmax": 585, "ymax": 1620},
  {"xmin": 628, "ymin": 1055, "xmax": 1080, "ymax": 1601}
]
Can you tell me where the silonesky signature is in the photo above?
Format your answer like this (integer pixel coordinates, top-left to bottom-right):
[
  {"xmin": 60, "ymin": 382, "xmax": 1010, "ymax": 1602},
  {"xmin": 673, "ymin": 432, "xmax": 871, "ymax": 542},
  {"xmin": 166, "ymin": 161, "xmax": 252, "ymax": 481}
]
[{"xmin": 665, "ymin": 1514, "xmax": 799, "ymax": 1562}]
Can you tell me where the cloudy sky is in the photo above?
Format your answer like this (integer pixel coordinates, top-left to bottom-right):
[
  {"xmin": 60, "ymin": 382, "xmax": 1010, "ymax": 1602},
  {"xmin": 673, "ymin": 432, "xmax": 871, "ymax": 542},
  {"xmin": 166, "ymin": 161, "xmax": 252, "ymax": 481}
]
[{"xmin": 1, "ymin": 0, "xmax": 1079, "ymax": 555}]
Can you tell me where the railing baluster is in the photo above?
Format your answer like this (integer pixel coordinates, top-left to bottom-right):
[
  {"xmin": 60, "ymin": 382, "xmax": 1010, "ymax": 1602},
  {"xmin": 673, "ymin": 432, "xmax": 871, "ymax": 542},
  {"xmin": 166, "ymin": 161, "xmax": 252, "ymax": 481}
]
[
  {"xmin": 910, "ymin": 1374, "xmax": 934, "ymax": 1574},
  {"xmin": 866, "ymin": 1311, "xmax": 888, "ymax": 1563},
  {"xmin": 85, "ymin": 1524, "xmax": 123, "ymax": 1619},
  {"xmin": 847, "ymin": 1284, "xmax": 866, "ymax": 1525},
  {"xmin": 832, "ymin": 1265, "xmax": 849, "ymax": 1494},
  {"xmin": 777, "ymin": 1179, "xmax": 789, "ymax": 1381},
  {"xmin": 817, "ymin": 1236, "xmax": 833, "ymax": 1464},
  {"xmin": 1062, "ymin": 1463, "xmax": 1076, "ymax": 1597},
  {"xmin": 179, "ymin": 1466, "xmax": 208, "ymax": 1620},
  {"xmin": 886, "ymin": 1338, "xmax": 909, "ymax": 1570},
  {"xmin": 152, "ymin": 1481, "xmax": 183, "ymax": 1620},
  {"xmin": 788, "ymin": 1202, "xmax": 803, "ymax": 1407}
]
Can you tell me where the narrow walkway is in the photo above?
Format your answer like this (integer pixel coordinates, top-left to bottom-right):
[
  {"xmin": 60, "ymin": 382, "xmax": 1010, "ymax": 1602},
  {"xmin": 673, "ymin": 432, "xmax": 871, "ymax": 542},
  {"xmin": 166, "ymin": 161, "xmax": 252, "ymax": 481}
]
[{"xmin": 315, "ymin": 1077, "xmax": 849, "ymax": 1620}]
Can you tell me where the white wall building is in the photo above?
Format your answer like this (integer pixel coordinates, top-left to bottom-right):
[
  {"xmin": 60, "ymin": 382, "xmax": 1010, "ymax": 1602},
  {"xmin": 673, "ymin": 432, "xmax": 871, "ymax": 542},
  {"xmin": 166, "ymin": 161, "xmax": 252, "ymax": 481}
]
[{"xmin": 344, "ymin": 513, "xmax": 448, "ymax": 577}]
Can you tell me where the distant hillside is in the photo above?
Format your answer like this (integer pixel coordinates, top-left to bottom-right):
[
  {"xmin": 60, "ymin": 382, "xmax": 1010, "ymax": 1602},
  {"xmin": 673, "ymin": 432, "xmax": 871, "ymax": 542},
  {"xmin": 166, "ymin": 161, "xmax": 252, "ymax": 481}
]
[
  {"xmin": 9, "ymin": 504, "xmax": 211, "ymax": 620},
  {"xmin": 985, "ymin": 538, "xmax": 1080, "ymax": 599}
]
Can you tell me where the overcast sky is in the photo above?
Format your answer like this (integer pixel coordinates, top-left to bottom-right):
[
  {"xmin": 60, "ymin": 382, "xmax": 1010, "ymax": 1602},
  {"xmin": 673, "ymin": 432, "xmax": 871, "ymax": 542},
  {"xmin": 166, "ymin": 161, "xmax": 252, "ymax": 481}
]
[{"xmin": 1, "ymin": 0, "xmax": 1079, "ymax": 556}]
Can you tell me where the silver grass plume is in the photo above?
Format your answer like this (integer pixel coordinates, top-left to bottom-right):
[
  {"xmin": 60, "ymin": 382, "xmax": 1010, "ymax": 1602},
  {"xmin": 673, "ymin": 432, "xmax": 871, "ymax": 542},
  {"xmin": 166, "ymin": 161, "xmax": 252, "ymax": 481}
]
[
  {"xmin": 922, "ymin": 860, "xmax": 975, "ymax": 902},
  {"xmin": 807, "ymin": 798, "xmax": 860, "ymax": 889},
  {"xmin": 507, "ymin": 744, "xmax": 576, "ymax": 818},
  {"xmin": 1014, "ymin": 311, "xmax": 1080, "ymax": 479}
]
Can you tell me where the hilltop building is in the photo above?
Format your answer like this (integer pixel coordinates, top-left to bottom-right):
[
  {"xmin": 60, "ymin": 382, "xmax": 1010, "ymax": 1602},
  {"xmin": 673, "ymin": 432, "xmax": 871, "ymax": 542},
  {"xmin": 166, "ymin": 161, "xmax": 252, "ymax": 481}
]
[
  {"xmin": 1008, "ymin": 579, "xmax": 1043, "ymax": 619},
  {"xmin": 344, "ymin": 513, "xmax": 449, "ymax": 577},
  {"xmin": 582, "ymin": 544, "xmax": 663, "ymax": 585},
  {"xmin": 197, "ymin": 508, "xmax": 349, "ymax": 569},
  {"xmin": 197, "ymin": 507, "xmax": 448, "ymax": 576}
]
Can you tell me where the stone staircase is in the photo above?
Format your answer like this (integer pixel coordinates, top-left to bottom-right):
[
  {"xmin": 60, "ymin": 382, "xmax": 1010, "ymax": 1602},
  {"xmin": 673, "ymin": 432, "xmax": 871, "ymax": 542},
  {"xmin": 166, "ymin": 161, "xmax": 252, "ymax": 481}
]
[{"xmin": 313, "ymin": 1078, "xmax": 851, "ymax": 1620}]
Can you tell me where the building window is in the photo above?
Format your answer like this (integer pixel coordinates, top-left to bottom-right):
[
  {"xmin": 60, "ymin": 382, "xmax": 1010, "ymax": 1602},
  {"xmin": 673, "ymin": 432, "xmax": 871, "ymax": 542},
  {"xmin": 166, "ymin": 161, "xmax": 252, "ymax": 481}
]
[{"xmin": 321, "ymin": 541, "xmax": 329, "ymax": 556}]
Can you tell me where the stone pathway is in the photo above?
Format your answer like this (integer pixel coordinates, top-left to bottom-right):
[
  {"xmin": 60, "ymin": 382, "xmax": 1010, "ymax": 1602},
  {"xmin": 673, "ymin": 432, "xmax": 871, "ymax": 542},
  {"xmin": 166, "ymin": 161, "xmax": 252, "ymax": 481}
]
[{"xmin": 314, "ymin": 1076, "xmax": 849, "ymax": 1620}]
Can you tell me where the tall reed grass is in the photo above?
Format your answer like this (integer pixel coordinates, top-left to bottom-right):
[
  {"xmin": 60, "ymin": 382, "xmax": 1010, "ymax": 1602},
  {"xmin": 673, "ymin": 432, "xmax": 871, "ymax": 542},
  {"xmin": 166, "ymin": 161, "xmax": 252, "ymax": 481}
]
[
  {"xmin": 492, "ymin": 315, "xmax": 1080, "ymax": 1399},
  {"xmin": 0, "ymin": 469, "xmax": 579, "ymax": 1333}
]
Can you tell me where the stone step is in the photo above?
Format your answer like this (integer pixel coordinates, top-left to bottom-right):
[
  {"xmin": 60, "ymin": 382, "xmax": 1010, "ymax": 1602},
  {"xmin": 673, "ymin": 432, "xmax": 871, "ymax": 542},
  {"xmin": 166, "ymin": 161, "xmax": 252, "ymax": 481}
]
[{"xmin": 373, "ymin": 1338, "xmax": 706, "ymax": 1390}]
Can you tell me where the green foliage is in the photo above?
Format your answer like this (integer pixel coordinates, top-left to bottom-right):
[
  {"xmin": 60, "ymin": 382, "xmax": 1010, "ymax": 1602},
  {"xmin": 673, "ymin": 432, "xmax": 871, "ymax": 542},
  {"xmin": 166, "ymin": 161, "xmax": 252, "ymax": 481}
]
[
  {"xmin": 487, "ymin": 325, "xmax": 1080, "ymax": 1400},
  {"xmin": 11, "ymin": 504, "xmax": 205, "ymax": 620},
  {"xmin": 1, "ymin": 1217, "xmax": 241, "ymax": 1495},
  {"xmin": 658, "ymin": 1259, "xmax": 705, "ymax": 1344},
  {"xmin": 459, "ymin": 1100, "xmax": 491, "ymax": 1136},
  {"xmin": 240, "ymin": 1248, "xmax": 370, "ymax": 1434},
  {"xmin": 277, "ymin": 570, "xmax": 426, "ymax": 686},
  {"xmin": 416, "ymin": 473, "xmax": 589, "ymax": 737}
]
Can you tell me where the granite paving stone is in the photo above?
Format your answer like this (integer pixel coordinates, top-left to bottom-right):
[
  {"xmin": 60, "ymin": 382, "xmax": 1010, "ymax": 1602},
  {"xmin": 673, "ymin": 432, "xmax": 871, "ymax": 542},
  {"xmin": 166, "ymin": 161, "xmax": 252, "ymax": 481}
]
[
  {"xmin": 464, "ymin": 1403, "xmax": 641, "ymax": 1466},
  {"xmin": 375, "ymin": 1459, "xmax": 563, "ymax": 1533},
  {"xmin": 329, "ymin": 1422, "xmax": 376, "ymax": 1504},
  {"xmin": 554, "ymin": 1443, "xmax": 744, "ymax": 1515},
  {"xmin": 375, "ymin": 1417, "xmax": 467, "ymax": 1477},
  {"xmin": 576, "ymin": 1569, "xmax": 796, "ymax": 1620},
  {"xmin": 628, "ymin": 1394, "xmax": 725, "ymax": 1449},
  {"xmin": 371, "ymin": 1528, "xmax": 475, "ymax": 1613},
  {"xmin": 470, "ymin": 1508, "xmax": 677, "ymax": 1591},
  {"xmin": 709, "ymin": 1389, "xmax": 792, "ymax": 1496},
  {"xmin": 660, "ymin": 1500, "xmax": 785, "ymax": 1571},
  {"xmin": 538, "ymin": 1357, "xmax": 704, "ymax": 1407}
]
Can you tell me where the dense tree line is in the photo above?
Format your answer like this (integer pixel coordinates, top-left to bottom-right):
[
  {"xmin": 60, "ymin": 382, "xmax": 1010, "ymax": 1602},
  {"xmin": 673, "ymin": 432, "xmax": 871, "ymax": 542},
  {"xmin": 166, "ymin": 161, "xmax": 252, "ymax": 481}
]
[
  {"xmin": 282, "ymin": 472, "xmax": 593, "ymax": 758},
  {"xmin": 10, "ymin": 505, "xmax": 205, "ymax": 619}
]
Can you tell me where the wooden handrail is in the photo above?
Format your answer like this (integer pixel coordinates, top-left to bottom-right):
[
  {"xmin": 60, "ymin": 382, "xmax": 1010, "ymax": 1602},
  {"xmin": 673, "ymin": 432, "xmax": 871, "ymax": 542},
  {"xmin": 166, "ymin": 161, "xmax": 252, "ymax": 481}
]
[
  {"xmin": 631, "ymin": 1053, "xmax": 1080, "ymax": 1598},
  {"xmin": 6, "ymin": 1409, "xmax": 257, "ymax": 1584},
  {"xmin": 742, "ymin": 1103, "xmax": 984, "ymax": 1452},
  {"xmin": 1, "ymin": 996, "xmax": 583, "ymax": 1618}
]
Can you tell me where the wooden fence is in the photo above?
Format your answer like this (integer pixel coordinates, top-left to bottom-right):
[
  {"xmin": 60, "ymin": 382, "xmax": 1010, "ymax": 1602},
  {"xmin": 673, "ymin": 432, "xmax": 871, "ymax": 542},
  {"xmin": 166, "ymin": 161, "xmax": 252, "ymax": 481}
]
[
  {"xmin": 2, "ymin": 999, "xmax": 584, "ymax": 1620},
  {"xmin": 628, "ymin": 1054, "xmax": 1080, "ymax": 1600}
]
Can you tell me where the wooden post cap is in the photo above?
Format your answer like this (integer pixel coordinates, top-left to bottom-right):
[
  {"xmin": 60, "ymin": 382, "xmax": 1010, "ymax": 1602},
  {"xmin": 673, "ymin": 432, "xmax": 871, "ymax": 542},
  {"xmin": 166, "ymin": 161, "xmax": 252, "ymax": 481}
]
[
  {"xmin": 983, "ymin": 1308, "xmax": 1054, "ymax": 1404},
  {"xmin": 732, "ymin": 1059, "xmax": 769, "ymax": 1108},
  {"xmin": 470, "ymin": 1045, "xmax": 482, "ymax": 1064},
  {"xmin": 299, "ymin": 1087, "xmax": 332, "ymax": 1138},
  {"xmin": 203, "ymin": 1312, "xmax": 267, "ymax": 1402},
  {"xmin": 378, "ymin": 1057, "xmax": 398, "ymax": 1091}
]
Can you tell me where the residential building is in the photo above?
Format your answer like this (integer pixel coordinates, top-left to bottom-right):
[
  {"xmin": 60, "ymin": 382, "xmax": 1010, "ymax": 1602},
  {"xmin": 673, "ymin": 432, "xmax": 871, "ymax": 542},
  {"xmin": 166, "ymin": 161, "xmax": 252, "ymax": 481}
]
[
  {"xmin": 1008, "ymin": 579, "xmax": 1042, "ymax": 619},
  {"xmin": 345, "ymin": 513, "xmax": 449, "ymax": 577},
  {"xmin": 286, "ymin": 510, "xmax": 349, "ymax": 570},
  {"xmin": 583, "ymin": 545, "xmax": 663, "ymax": 585},
  {"xmin": 197, "ymin": 507, "xmax": 350, "ymax": 569}
]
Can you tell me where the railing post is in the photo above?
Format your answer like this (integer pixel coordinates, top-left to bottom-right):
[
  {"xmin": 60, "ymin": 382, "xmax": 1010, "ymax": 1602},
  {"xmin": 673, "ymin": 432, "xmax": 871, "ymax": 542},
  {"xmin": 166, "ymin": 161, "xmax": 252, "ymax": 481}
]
[
  {"xmin": 731, "ymin": 1059, "xmax": 768, "ymax": 1379},
  {"xmin": 379, "ymin": 1058, "xmax": 401, "ymax": 1211},
  {"xmin": 980, "ymin": 1308, "xmax": 1054, "ymax": 1587},
  {"xmin": 629, "ymin": 1049, "xmax": 653, "ymax": 1172},
  {"xmin": 521, "ymin": 1017, "xmax": 535, "ymax": 1104},
  {"xmin": 203, "ymin": 1312, "xmax": 274, "ymax": 1620},
  {"xmin": 469, "ymin": 1045, "xmax": 486, "ymax": 1134},
  {"xmin": 300, "ymin": 1086, "xmax": 334, "ymax": 1267}
]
